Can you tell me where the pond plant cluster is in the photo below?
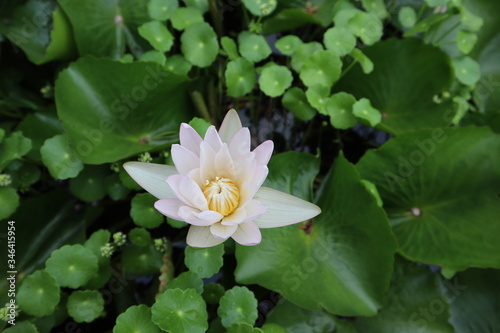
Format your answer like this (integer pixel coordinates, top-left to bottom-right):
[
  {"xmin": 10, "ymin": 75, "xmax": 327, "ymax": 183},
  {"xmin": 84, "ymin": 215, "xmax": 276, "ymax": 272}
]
[{"xmin": 0, "ymin": 0, "xmax": 499, "ymax": 332}]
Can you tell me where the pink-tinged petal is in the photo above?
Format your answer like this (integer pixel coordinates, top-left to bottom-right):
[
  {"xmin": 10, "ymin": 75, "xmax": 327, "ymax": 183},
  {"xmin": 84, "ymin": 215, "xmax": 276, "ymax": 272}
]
[
  {"xmin": 218, "ymin": 109, "xmax": 243, "ymax": 144},
  {"xmin": 231, "ymin": 221, "xmax": 262, "ymax": 246},
  {"xmin": 187, "ymin": 226, "xmax": 225, "ymax": 248},
  {"xmin": 154, "ymin": 198, "xmax": 184, "ymax": 220},
  {"xmin": 253, "ymin": 140, "xmax": 274, "ymax": 166},
  {"xmin": 221, "ymin": 207, "xmax": 247, "ymax": 225},
  {"xmin": 123, "ymin": 162, "xmax": 177, "ymax": 199},
  {"xmin": 171, "ymin": 144, "xmax": 200, "ymax": 175},
  {"xmin": 167, "ymin": 174, "xmax": 208, "ymax": 211},
  {"xmin": 229, "ymin": 128, "xmax": 251, "ymax": 161},
  {"xmin": 199, "ymin": 141, "xmax": 217, "ymax": 181},
  {"xmin": 238, "ymin": 166, "xmax": 269, "ymax": 207},
  {"xmin": 253, "ymin": 187, "xmax": 321, "ymax": 228},
  {"xmin": 180, "ymin": 123, "xmax": 202, "ymax": 156},
  {"xmin": 215, "ymin": 143, "xmax": 236, "ymax": 179},
  {"xmin": 204, "ymin": 126, "xmax": 223, "ymax": 151},
  {"xmin": 243, "ymin": 199, "xmax": 267, "ymax": 222},
  {"xmin": 178, "ymin": 206, "xmax": 221, "ymax": 226},
  {"xmin": 210, "ymin": 223, "xmax": 238, "ymax": 240},
  {"xmin": 195, "ymin": 210, "xmax": 225, "ymax": 223}
]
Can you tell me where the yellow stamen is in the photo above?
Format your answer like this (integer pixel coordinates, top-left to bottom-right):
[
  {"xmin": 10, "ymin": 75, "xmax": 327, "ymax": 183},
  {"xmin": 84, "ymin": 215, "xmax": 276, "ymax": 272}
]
[{"xmin": 203, "ymin": 177, "xmax": 239, "ymax": 216}]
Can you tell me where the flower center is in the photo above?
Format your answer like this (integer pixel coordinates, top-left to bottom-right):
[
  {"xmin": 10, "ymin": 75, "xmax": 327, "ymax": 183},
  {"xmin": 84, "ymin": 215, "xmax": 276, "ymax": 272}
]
[{"xmin": 203, "ymin": 177, "xmax": 239, "ymax": 216}]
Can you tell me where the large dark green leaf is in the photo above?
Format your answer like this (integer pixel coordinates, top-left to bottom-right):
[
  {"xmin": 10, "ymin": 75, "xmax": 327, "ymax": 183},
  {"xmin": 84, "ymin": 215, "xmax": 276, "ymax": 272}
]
[
  {"xmin": 334, "ymin": 38, "xmax": 454, "ymax": 134},
  {"xmin": 55, "ymin": 57, "xmax": 192, "ymax": 164},
  {"xmin": 357, "ymin": 126, "xmax": 500, "ymax": 270},
  {"xmin": 235, "ymin": 153, "xmax": 397, "ymax": 316}
]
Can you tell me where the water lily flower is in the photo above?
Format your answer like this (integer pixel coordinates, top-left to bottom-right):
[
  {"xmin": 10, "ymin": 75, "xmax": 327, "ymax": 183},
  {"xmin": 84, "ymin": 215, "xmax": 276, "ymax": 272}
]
[{"xmin": 124, "ymin": 110, "xmax": 321, "ymax": 248}]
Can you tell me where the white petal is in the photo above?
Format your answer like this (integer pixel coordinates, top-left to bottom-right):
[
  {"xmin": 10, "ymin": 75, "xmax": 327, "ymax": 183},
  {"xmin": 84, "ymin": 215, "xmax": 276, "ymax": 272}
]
[
  {"xmin": 187, "ymin": 226, "xmax": 225, "ymax": 248},
  {"xmin": 215, "ymin": 143, "xmax": 236, "ymax": 179},
  {"xmin": 171, "ymin": 144, "xmax": 200, "ymax": 175},
  {"xmin": 123, "ymin": 162, "xmax": 177, "ymax": 199},
  {"xmin": 238, "ymin": 166, "xmax": 268, "ymax": 207},
  {"xmin": 253, "ymin": 140, "xmax": 274, "ymax": 166},
  {"xmin": 243, "ymin": 199, "xmax": 267, "ymax": 222},
  {"xmin": 167, "ymin": 174, "xmax": 208, "ymax": 211},
  {"xmin": 231, "ymin": 221, "xmax": 262, "ymax": 246},
  {"xmin": 204, "ymin": 126, "xmax": 223, "ymax": 151},
  {"xmin": 178, "ymin": 206, "xmax": 221, "ymax": 226},
  {"xmin": 229, "ymin": 128, "xmax": 251, "ymax": 160},
  {"xmin": 180, "ymin": 123, "xmax": 202, "ymax": 156},
  {"xmin": 154, "ymin": 198, "xmax": 183, "ymax": 220},
  {"xmin": 219, "ymin": 109, "xmax": 243, "ymax": 144},
  {"xmin": 199, "ymin": 141, "xmax": 217, "ymax": 181},
  {"xmin": 221, "ymin": 207, "xmax": 247, "ymax": 225},
  {"xmin": 253, "ymin": 187, "xmax": 321, "ymax": 228},
  {"xmin": 210, "ymin": 223, "xmax": 238, "ymax": 239}
]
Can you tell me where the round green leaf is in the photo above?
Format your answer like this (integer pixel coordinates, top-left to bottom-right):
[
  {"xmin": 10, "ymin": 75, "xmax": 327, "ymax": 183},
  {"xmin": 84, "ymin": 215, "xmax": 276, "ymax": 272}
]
[
  {"xmin": 325, "ymin": 92, "xmax": 358, "ymax": 129},
  {"xmin": 131, "ymin": 192, "xmax": 164, "ymax": 228},
  {"xmin": 425, "ymin": 0, "xmax": 449, "ymax": 7},
  {"xmin": 69, "ymin": 165, "xmax": 108, "ymax": 202},
  {"xmin": 228, "ymin": 323, "xmax": 264, "ymax": 333},
  {"xmin": 184, "ymin": 0, "xmax": 209, "ymax": 13},
  {"xmin": 45, "ymin": 244, "xmax": 99, "ymax": 288},
  {"xmin": 334, "ymin": 38, "xmax": 454, "ymax": 134},
  {"xmin": 349, "ymin": 48, "xmax": 374, "ymax": 74},
  {"xmin": 300, "ymin": 50, "xmax": 342, "ymax": 89},
  {"xmin": 457, "ymin": 30, "xmax": 477, "ymax": 55},
  {"xmin": 357, "ymin": 127, "xmax": 500, "ymax": 270},
  {"xmin": 202, "ymin": 283, "xmax": 225, "ymax": 304},
  {"xmin": 0, "ymin": 131, "xmax": 32, "ymax": 171},
  {"xmin": 261, "ymin": 323, "xmax": 287, "ymax": 333},
  {"xmin": 67, "ymin": 290, "xmax": 104, "ymax": 323},
  {"xmin": 452, "ymin": 56, "xmax": 481, "ymax": 86},
  {"xmin": 360, "ymin": 0, "xmax": 388, "ymax": 19},
  {"xmin": 282, "ymin": 88, "xmax": 317, "ymax": 121},
  {"xmin": 236, "ymin": 153, "xmax": 397, "ymax": 316},
  {"xmin": 305, "ymin": 86, "xmax": 330, "ymax": 113},
  {"xmin": 171, "ymin": 7, "xmax": 204, "ymax": 30},
  {"xmin": 290, "ymin": 42, "xmax": 323, "ymax": 72},
  {"xmin": 17, "ymin": 270, "xmax": 60, "ymax": 317},
  {"xmin": 398, "ymin": 6, "xmax": 417, "ymax": 28},
  {"xmin": 105, "ymin": 173, "xmax": 131, "ymax": 201},
  {"xmin": 361, "ymin": 180, "xmax": 383, "ymax": 207},
  {"xmin": 83, "ymin": 229, "xmax": 112, "ymax": 289},
  {"xmin": 352, "ymin": 98, "xmax": 382, "ymax": 127},
  {"xmin": 148, "ymin": 0, "xmax": 178, "ymax": 21},
  {"xmin": 184, "ymin": 244, "xmax": 224, "ymax": 278},
  {"xmin": 460, "ymin": 6, "xmax": 483, "ymax": 32},
  {"xmin": 258, "ymin": 65, "xmax": 293, "ymax": 97},
  {"xmin": 323, "ymin": 26, "xmax": 356, "ymax": 56},
  {"xmin": 138, "ymin": 21, "xmax": 174, "ymax": 52},
  {"xmin": 165, "ymin": 55, "xmax": 193, "ymax": 75},
  {"xmin": 140, "ymin": 50, "xmax": 167, "ymax": 65},
  {"xmin": 347, "ymin": 11, "xmax": 383, "ymax": 45},
  {"xmin": 129, "ymin": 228, "xmax": 152, "ymax": 246},
  {"xmin": 0, "ymin": 187, "xmax": 20, "ymax": 219},
  {"xmin": 6, "ymin": 161, "xmax": 41, "ymax": 189},
  {"xmin": 166, "ymin": 271, "xmax": 204, "ymax": 294},
  {"xmin": 3, "ymin": 321, "xmax": 39, "ymax": 333},
  {"xmin": 225, "ymin": 58, "xmax": 256, "ymax": 97},
  {"xmin": 151, "ymin": 288, "xmax": 208, "ymax": 333},
  {"xmin": 121, "ymin": 244, "xmax": 163, "ymax": 276},
  {"xmin": 242, "ymin": 0, "xmax": 277, "ymax": 16},
  {"xmin": 238, "ymin": 32, "xmax": 272, "ymax": 63},
  {"xmin": 40, "ymin": 134, "xmax": 83, "ymax": 180},
  {"xmin": 218, "ymin": 286, "xmax": 258, "ymax": 328},
  {"xmin": 114, "ymin": 304, "xmax": 161, "ymax": 333},
  {"xmin": 181, "ymin": 22, "xmax": 219, "ymax": 67},
  {"xmin": 275, "ymin": 35, "xmax": 303, "ymax": 56},
  {"xmin": 221, "ymin": 37, "xmax": 240, "ymax": 60}
]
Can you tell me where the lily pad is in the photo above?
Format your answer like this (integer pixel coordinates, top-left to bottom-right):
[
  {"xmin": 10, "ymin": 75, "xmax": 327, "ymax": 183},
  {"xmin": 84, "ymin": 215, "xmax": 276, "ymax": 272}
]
[
  {"xmin": 324, "ymin": 92, "xmax": 358, "ymax": 129},
  {"xmin": 17, "ymin": 270, "xmax": 60, "ymax": 317},
  {"xmin": 218, "ymin": 286, "xmax": 258, "ymax": 328},
  {"xmin": 129, "ymin": 228, "xmax": 152, "ymax": 246},
  {"xmin": 305, "ymin": 86, "xmax": 330, "ymax": 113},
  {"xmin": 138, "ymin": 21, "xmax": 174, "ymax": 52},
  {"xmin": 238, "ymin": 32, "xmax": 272, "ymax": 63},
  {"xmin": 323, "ymin": 26, "xmax": 356, "ymax": 56},
  {"xmin": 356, "ymin": 126, "xmax": 500, "ymax": 270},
  {"xmin": 181, "ymin": 22, "xmax": 219, "ymax": 67},
  {"xmin": 290, "ymin": 42, "xmax": 323, "ymax": 72},
  {"xmin": 452, "ymin": 56, "xmax": 481, "ymax": 86},
  {"xmin": 131, "ymin": 192, "xmax": 164, "ymax": 228},
  {"xmin": 69, "ymin": 165, "xmax": 109, "ymax": 202},
  {"xmin": 41, "ymin": 134, "xmax": 83, "ymax": 180},
  {"xmin": 352, "ymin": 98, "xmax": 382, "ymax": 127},
  {"xmin": 398, "ymin": 6, "xmax": 417, "ymax": 28},
  {"xmin": 299, "ymin": 50, "xmax": 342, "ymax": 89},
  {"xmin": 151, "ymin": 288, "xmax": 208, "ymax": 333},
  {"xmin": 282, "ymin": 88, "xmax": 317, "ymax": 121},
  {"xmin": 457, "ymin": 30, "xmax": 477, "ymax": 54},
  {"xmin": 202, "ymin": 283, "xmax": 225, "ymax": 304},
  {"xmin": 67, "ymin": 290, "xmax": 104, "ymax": 323},
  {"xmin": 185, "ymin": 244, "xmax": 224, "ymax": 278},
  {"xmin": 165, "ymin": 55, "xmax": 193, "ymax": 75},
  {"xmin": 346, "ymin": 10, "xmax": 383, "ymax": 45},
  {"xmin": 225, "ymin": 58, "xmax": 256, "ymax": 97},
  {"xmin": 121, "ymin": 244, "xmax": 163, "ymax": 276},
  {"xmin": 171, "ymin": 7, "xmax": 204, "ymax": 30},
  {"xmin": 165, "ymin": 271, "xmax": 204, "ymax": 294},
  {"xmin": 148, "ymin": 0, "xmax": 178, "ymax": 21},
  {"xmin": 275, "ymin": 35, "xmax": 303, "ymax": 56},
  {"xmin": 114, "ymin": 304, "xmax": 161, "ymax": 333},
  {"xmin": 258, "ymin": 65, "xmax": 293, "ymax": 97}
]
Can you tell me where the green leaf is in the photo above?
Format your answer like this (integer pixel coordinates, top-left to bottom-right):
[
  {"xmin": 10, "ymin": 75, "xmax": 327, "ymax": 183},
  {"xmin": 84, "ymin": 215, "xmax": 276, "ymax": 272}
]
[
  {"xmin": 300, "ymin": 50, "xmax": 342, "ymax": 89},
  {"xmin": 228, "ymin": 323, "xmax": 264, "ymax": 333},
  {"xmin": 221, "ymin": 37, "xmax": 240, "ymax": 60},
  {"xmin": 202, "ymin": 283, "xmax": 225, "ymax": 304},
  {"xmin": 360, "ymin": 0, "xmax": 388, "ymax": 19},
  {"xmin": 151, "ymin": 288, "xmax": 208, "ymax": 333},
  {"xmin": 121, "ymin": 244, "xmax": 163, "ymax": 276},
  {"xmin": 323, "ymin": 26, "xmax": 356, "ymax": 56},
  {"xmin": 457, "ymin": 30, "xmax": 477, "ymax": 54},
  {"xmin": 105, "ymin": 173, "xmax": 131, "ymax": 201},
  {"xmin": 165, "ymin": 55, "xmax": 193, "ymax": 75},
  {"xmin": 114, "ymin": 304, "xmax": 161, "ymax": 333},
  {"xmin": 140, "ymin": 50, "xmax": 167, "ymax": 65},
  {"xmin": 236, "ymin": 154, "xmax": 397, "ymax": 316},
  {"xmin": 59, "ymin": 0, "xmax": 150, "ymax": 58},
  {"xmin": 166, "ymin": 271, "xmax": 204, "ymax": 294},
  {"xmin": 138, "ymin": 21, "xmax": 174, "ymax": 52},
  {"xmin": 45, "ymin": 244, "xmax": 99, "ymax": 288},
  {"xmin": 398, "ymin": 6, "xmax": 417, "ymax": 28},
  {"xmin": 324, "ymin": 92, "xmax": 358, "ymax": 129},
  {"xmin": 0, "ymin": 187, "xmax": 19, "ymax": 220},
  {"xmin": 460, "ymin": 6, "xmax": 483, "ymax": 32},
  {"xmin": 352, "ymin": 98, "xmax": 382, "ymax": 126},
  {"xmin": 55, "ymin": 57, "xmax": 192, "ymax": 164},
  {"xmin": 67, "ymin": 290, "xmax": 104, "ymax": 323},
  {"xmin": 0, "ymin": 131, "xmax": 32, "ymax": 171},
  {"xmin": 242, "ymin": 0, "xmax": 277, "ymax": 16},
  {"xmin": 305, "ymin": 86, "xmax": 330, "ymax": 113},
  {"xmin": 282, "ymin": 88, "xmax": 317, "ymax": 121},
  {"xmin": 349, "ymin": 48, "xmax": 374, "ymax": 74},
  {"xmin": 261, "ymin": 323, "xmax": 287, "ymax": 333},
  {"xmin": 69, "ymin": 165, "xmax": 109, "ymax": 202},
  {"xmin": 6, "ymin": 161, "xmax": 40, "ymax": 189},
  {"xmin": 218, "ymin": 286, "xmax": 258, "ymax": 328},
  {"xmin": 357, "ymin": 127, "xmax": 500, "ymax": 270},
  {"xmin": 131, "ymin": 192, "xmax": 164, "ymax": 228},
  {"xmin": 290, "ymin": 42, "xmax": 323, "ymax": 72},
  {"xmin": 129, "ymin": 228, "xmax": 152, "ymax": 246},
  {"xmin": 347, "ymin": 11, "xmax": 383, "ymax": 45},
  {"xmin": 334, "ymin": 38, "xmax": 454, "ymax": 134},
  {"xmin": 360, "ymin": 179, "xmax": 383, "ymax": 207},
  {"xmin": 181, "ymin": 22, "xmax": 219, "ymax": 67},
  {"xmin": 275, "ymin": 35, "xmax": 303, "ymax": 56},
  {"xmin": 425, "ymin": 0, "xmax": 449, "ymax": 7},
  {"xmin": 258, "ymin": 65, "xmax": 293, "ymax": 97},
  {"xmin": 148, "ymin": 0, "xmax": 179, "ymax": 21},
  {"xmin": 83, "ymin": 230, "xmax": 112, "ymax": 289},
  {"xmin": 40, "ymin": 134, "xmax": 83, "ymax": 180},
  {"xmin": 184, "ymin": 0, "xmax": 209, "ymax": 13},
  {"xmin": 238, "ymin": 32, "xmax": 272, "ymax": 63},
  {"xmin": 225, "ymin": 58, "xmax": 256, "ymax": 97},
  {"xmin": 3, "ymin": 321, "xmax": 39, "ymax": 333},
  {"xmin": 404, "ymin": 13, "xmax": 450, "ymax": 37},
  {"xmin": 452, "ymin": 56, "xmax": 481, "ymax": 86},
  {"xmin": 184, "ymin": 244, "xmax": 224, "ymax": 278},
  {"xmin": 17, "ymin": 270, "xmax": 60, "ymax": 317},
  {"xmin": 188, "ymin": 117, "xmax": 211, "ymax": 137},
  {"xmin": 171, "ymin": 7, "xmax": 204, "ymax": 30}
]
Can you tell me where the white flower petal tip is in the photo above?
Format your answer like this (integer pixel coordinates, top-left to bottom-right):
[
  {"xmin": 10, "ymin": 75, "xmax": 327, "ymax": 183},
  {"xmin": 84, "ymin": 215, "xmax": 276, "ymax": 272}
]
[
  {"xmin": 219, "ymin": 109, "xmax": 243, "ymax": 143},
  {"xmin": 253, "ymin": 187, "xmax": 322, "ymax": 229},
  {"xmin": 231, "ymin": 221, "xmax": 262, "ymax": 246},
  {"xmin": 187, "ymin": 226, "xmax": 225, "ymax": 248},
  {"xmin": 123, "ymin": 162, "xmax": 177, "ymax": 199}
]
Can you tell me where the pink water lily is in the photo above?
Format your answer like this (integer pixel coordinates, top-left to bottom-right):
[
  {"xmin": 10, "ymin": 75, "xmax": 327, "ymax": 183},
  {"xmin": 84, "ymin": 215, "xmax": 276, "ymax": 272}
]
[{"xmin": 124, "ymin": 110, "xmax": 321, "ymax": 248}]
